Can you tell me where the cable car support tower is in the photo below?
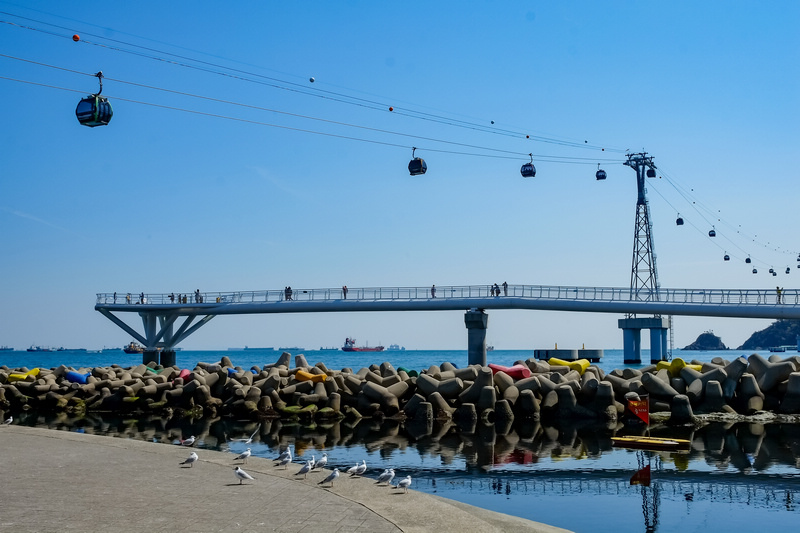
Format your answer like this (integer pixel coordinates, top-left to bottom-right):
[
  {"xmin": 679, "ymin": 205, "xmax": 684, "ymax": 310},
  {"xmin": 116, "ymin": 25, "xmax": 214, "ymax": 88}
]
[{"xmin": 618, "ymin": 153, "xmax": 671, "ymax": 364}]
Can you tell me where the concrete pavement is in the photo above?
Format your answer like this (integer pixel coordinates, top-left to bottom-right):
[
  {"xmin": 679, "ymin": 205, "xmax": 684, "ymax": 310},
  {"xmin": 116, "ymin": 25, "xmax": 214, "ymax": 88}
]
[{"xmin": 0, "ymin": 425, "xmax": 571, "ymax": 533}]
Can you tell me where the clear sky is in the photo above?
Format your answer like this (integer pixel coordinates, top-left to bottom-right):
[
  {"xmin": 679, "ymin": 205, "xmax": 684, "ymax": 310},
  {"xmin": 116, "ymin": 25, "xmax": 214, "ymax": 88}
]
[{"xmin": 1, "ymin": 1, "xmax": 798, "ymax": 351}]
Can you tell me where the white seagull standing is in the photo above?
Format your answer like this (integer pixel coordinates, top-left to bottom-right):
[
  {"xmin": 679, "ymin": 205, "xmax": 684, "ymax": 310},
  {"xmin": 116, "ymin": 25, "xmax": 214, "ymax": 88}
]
[
  {"xmin": 345, "ymin": 462, "xmax": 360, "ymax": 476},
  {"xmin": 295, "ymin": 460, "xmax": 312, "ymax": 479},
  {"xmin": 313, "ymin": 453, "xmax": 328, "ymax": 470},
  {"xmin": 318, "ymin": 468, "xmax": 339, "ymax": 487},
  {"xmin": 179, "ymin": 451, "xmax": 198, "ymax": 468},
  {"xmin": 376, "ymin": 468, "xmax": 395, "ymax": 485},
  {"xmin": 275, "ymin": 445, "xmax": 292, "ymax": 463},
  {"xmin": 2, "ymin": 415, "xmax": 11, "ymax": 426},
  {"xmin": 234, "ymin": 466, "xmax": 254, "ymax": 484},
  {"xmin": 350, "ymin": 459, "xmax": 367, "ymax": 477},
  {"xmin": 395, "ymin": 475, "xmax": 412, "ymax": 493},
  {"xmin": 235, "ymin": 448, "xmax": 251, "ymax": 464},
  {"xmin": 181, "ymin": 435, "xmax": 196, "ymax": 446},
  {"xmin": 308, "ymin": 454, "xmax": 316, "ymax": 470},
  {"xmin": 277, "ymin": 452, "xmax": 292, "ymax": 469}
]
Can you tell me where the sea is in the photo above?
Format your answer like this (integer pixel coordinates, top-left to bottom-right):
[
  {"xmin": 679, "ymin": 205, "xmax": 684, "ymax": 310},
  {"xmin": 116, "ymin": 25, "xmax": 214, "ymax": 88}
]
[{"xmin": 3, "ymin": 347, "xmax": 800, "ymax": 533}]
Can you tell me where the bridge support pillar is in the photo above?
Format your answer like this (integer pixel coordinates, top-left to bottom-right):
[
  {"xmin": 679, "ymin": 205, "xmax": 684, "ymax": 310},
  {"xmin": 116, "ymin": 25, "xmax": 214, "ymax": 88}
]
[
  {"xmin": 464, "ymin": 309, "xmax": 488, "ymax": 366},
  {"xmin": 618, "ymin": 317, "xmax": 670, "ymax": 364},
  {"xmin": 160, "ymin": 350, "xmax": 177, "ymax": 367},
  {"xmin": 142, "ymin": 350, "xmax": 159, "ymax": 365}
]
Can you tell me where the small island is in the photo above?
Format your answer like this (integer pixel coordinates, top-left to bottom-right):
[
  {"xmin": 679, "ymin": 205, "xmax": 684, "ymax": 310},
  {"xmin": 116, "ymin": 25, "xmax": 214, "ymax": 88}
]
[{"xmin": 683, "ymin": 330, "xmax": 727, "ymax": 350}]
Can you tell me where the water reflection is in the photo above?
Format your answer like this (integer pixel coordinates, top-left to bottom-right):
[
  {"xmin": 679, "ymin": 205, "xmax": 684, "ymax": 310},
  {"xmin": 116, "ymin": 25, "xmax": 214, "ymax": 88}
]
[{"xmin": 8, "ymin": 409, "xmax": 800, "ymax": 532}]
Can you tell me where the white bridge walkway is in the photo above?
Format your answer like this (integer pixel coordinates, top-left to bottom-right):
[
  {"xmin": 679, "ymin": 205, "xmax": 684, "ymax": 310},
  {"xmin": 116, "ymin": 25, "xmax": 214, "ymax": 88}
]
[{"xmin": 94, "ymin": 284, "xmax": 800, "ymax": 362}]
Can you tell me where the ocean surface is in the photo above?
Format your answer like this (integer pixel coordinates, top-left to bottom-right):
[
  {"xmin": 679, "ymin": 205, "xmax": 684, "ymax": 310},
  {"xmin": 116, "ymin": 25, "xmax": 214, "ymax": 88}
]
[{"xmin": 3, "ymin": 347, "xmax": 800, "ymax": 533}]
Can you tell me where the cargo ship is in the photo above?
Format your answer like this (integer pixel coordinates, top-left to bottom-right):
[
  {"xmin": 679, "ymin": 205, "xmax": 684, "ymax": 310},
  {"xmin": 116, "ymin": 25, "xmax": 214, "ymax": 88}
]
[{"xmin": 342, "ymin": 338, "xmax": 384, "ymax": 352}]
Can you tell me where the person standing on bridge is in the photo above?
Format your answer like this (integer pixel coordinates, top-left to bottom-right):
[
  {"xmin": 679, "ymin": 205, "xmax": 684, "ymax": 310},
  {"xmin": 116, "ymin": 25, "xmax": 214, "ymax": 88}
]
[
  {"xmin": 113, "ymin": 292, "xmax": 117, "ymax": 303},
  {"xmin": 502, "ymin": 281, "xmax": 508, "ymax": 296},
  {"xmin": 342, "ymin": 285, "xmax": 348, "ymax": 299},
  {"xmin": 777, "ymin": 286, "xmax": 783, "ymax": 304},
  {"xmin": 431, "ymin": 285, "xmax": 436, "ymax": 298}
]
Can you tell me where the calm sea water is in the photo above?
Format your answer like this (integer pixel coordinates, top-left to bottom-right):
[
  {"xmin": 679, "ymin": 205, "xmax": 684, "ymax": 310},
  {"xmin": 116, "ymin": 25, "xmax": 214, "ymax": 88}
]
[{"xmin": 3, "ymin": 348, "xmax": 800, "ymax": 533}]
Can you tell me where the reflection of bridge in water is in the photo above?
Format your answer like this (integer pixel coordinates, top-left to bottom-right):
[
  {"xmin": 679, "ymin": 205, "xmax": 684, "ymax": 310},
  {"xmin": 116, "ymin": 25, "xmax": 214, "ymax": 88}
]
[{"xmin": 95, "ymin": 284, "xmax": 800, "ymax": 366}]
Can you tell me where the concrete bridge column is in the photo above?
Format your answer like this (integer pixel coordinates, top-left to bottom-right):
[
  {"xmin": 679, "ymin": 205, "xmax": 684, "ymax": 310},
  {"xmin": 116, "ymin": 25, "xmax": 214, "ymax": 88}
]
[
  {"xmin": 649, "ymin": 328, "xmax": 668, "ymax": 363},
  {"xmin": 621, "ymin": 327, "xmax": 642, "ymax": 364},
  {"xmin": 160, "ymin": 350, "xmax": 177, "ymax": 367},
  {"xmin": 142, "ymin": 351, "xmax": 159, "ymax": 365},
  {"xmin": 619, "ymin": 317, "xmax": 671, "ymax": 365},
  {"xmin": 464, "ymin": 309, "xmax": 488, "ymax": 366}
]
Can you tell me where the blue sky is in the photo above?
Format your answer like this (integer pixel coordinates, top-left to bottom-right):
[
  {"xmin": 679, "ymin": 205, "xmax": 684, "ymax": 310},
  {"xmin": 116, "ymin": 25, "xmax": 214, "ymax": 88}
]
[{"xmin": 1, "ymin": 1, "xmax": 798, "ymax": 351}]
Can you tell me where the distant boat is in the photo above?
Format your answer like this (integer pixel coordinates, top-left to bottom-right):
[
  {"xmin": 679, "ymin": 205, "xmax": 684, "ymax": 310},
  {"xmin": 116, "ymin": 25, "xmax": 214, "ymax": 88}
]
[
  {"xmin": 769, "ymin": 346, "xmax": 787, "ymax": 353},
  {"xmin": 27, "ymin": 345, "xmax": 55, "ymax": 352},
  {"xmin": 279, "ymin": 347, "xmax": 305, "ymax": 352},
  {"xmin": 123, "ymin": 341, "xmax": 146, "ymax": 354},
  {"xmin": 342, "ymin": 338, "xmax": 384, "ymax": 352},
  {"xmin": 487, "ymin": 345, "xmax": 495, "ymax": 351},
  {"xmin": 319, "ymin": 346, "xmax": 339, "ymax": 351},
  {"xmin": 236, "ymin": 346, "xmax": 275, "ymax": 351},
  {"xmin": 386, "ymin": 344, "xmax": 405, "ymax": 351},
  {"xmin": 0, "ymin": 346, "xmax": 13, "ymax": 351}
]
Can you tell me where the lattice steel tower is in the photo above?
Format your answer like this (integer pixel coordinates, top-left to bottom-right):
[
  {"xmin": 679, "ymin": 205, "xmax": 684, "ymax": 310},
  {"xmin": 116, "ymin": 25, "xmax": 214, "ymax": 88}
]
[{"xmin": 624, "ymin": 152, "xmax": 660, "ymax": 314}]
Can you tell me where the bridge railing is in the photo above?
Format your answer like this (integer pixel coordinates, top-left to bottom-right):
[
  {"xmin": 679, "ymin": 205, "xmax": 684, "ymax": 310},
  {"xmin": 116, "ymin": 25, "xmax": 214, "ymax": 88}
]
[{"xmin": 95, "ymin": 285, "xmax": 797, "ymax": 306}]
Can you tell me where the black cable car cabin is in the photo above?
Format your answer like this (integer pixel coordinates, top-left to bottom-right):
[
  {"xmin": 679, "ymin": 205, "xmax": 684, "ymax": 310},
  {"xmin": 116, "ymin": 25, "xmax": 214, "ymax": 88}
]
[
  {"xmin": 708, "ymin": 228, "xmax": 716, "ymax": 237},
  {"xmin": 724, "ymin": 254, "xmax": 730, "ymax": 261},
  {"xmin": 521, "ymin": 154, "xmax": 536, "ymax": 178},
  {"xmin": 408, "ymin": 147, "xmax": 427, "ymax": 176},
  {"xmin": 76, "ymin": 72, "xmax": 112, "ymax": 127},
  {"xmin": 595, "ymin": 164, "xmax": 606, "ymax": 180},
  {"xmin": 76, "ymin": 95, "xmax": 113, "ymax": 127},
  {"xmin": 676, "ymin": 215, "xmax": 684, "ymax": 225},
  {"xmin": 753, "ymin": 268, "xmax": 758, "ymax": 274},
  {"xmin": 746, "ymin": 257, "xmax": 752, "ymax": 264},
  {"xmin": 646, "ymin": 168, "xmax": 656, "ymax": 178}
]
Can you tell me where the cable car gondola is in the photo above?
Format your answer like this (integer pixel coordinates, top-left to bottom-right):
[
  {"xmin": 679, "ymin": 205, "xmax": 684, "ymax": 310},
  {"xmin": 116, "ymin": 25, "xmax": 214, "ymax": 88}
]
[
  {"xmin": 520, "ymin": 154, "xmax": 536, "ymax": 178},
  {"xmin": 595, "ymin": 163, "xmax": 606, "ymax": 181},
  {"xmin": 408, "ymin": 147, "xmax": 427, "ymax": 176},
  {"xmin": 676, "ymin": 214, "xmax": 684, "ymax": 226},
  {"xmin": 708, "ymin": 227, "xmax": 716, "ymax": 237},
  {"xmin": 786, "ymin": 267, "xmax": 791, "ymax": 274},
  {"xmin": 646, "ymin": 168, "xmax": 656, "ymax": 178},
  {"xmin": 769, "ymin": 268, "xmax": 775, "ymax": 274},
  {"xmin": 75, "ymin": 71, "xmax": 113, "ymax": 127},
  {"xmin": 746, "ymin": 256, "xmax": 752, "ymax": 264},
  {"xmin": 753, "ymin": 268, "xmax": 758, "ymax": 274},
  {"xmin": 724, "ymin": 253, "xmax": 730, "ymax": 261}
]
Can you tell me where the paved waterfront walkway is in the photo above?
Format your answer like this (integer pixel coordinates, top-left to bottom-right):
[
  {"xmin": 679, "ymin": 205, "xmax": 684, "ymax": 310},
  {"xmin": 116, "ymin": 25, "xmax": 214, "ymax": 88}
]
[{"xmin": 0, "ymin": 426, "xmax": 571, "ymax": 533}]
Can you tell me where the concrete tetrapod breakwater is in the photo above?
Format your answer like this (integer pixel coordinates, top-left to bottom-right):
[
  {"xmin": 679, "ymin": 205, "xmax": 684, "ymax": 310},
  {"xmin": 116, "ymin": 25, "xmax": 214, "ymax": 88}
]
[{"xmin": 3, "ymin": 352, "xmax": 800, "ymax": 427}]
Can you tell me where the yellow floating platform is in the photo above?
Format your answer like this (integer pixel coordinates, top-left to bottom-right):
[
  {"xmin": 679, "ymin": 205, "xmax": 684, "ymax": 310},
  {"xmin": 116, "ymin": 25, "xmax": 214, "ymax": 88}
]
[{"xmin": 611, "ymin": 436, "xmax": 691, "ymax": 452}]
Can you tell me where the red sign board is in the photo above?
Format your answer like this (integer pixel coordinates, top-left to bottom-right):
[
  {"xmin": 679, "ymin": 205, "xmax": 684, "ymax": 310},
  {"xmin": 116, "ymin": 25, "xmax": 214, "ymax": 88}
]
[{"xmin": 627, "ymin": 396, "xmax": 649, "ymax": 425}]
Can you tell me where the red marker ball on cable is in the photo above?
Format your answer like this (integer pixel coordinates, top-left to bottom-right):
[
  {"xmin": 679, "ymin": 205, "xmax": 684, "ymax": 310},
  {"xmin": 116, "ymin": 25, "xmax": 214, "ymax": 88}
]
[
  {"xmin": 389, "ymin": 106, "xmax": 394, "ymax": 111},
  {"xmin": 73, "ymin": 34, "xmax": 80, "ymax": 42}
]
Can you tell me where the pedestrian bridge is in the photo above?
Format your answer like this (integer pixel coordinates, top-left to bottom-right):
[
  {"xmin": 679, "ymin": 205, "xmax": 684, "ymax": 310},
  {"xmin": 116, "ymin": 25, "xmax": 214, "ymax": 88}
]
[{"xmin": 95, "ymin": 284, "xmax": 799, "ymax": 366}]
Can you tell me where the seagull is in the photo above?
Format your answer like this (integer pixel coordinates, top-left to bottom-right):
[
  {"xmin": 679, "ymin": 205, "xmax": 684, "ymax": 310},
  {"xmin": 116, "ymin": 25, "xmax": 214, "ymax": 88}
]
[
  {"xmin": 179, "ymin": 452, "xmax": 198, "ymax": 468},
  {"xmin": 395, "ymin": 475, "xmax": 412, "ymax": 493},
  {"xmin": 376, "ymin": 468, "xmax": 395, "ymax": 485},
  {"xmin": 2, "ymin": 416, "xmax": 11, "ymax": 426},
  {"xmin": 345, "ymin": 462, "xmax": 360, "ymax": 475},
  {"xmin": 318, "ymin": 468, "xmax": 339, "ymax": 487},
  {"xmin": 181, "ymin": 435, "xmax": 196, "ymax": 446},
  {"xmin": 277, "ymin": 453, "xmax": 292, "ymax": 469},
  {"xmin": 308, "ymin": 455, "xmax": 316, "ymax": 470},
  {"xmin": 313, "ymin": 453, "xmax": 328, "ymax": 470},
  {"xmin": 235, "ymin": 448, "xmax": 251, "ymax": 464},
  {"xmin": 234, "ymin": 466, "xmax": 254, "ymax": 484},
  {"xmin": 233, "ymin": 423, "xmax": 261, "ymax": 444},
  {"xmin": 350, "ymin": 459, "xmax": 367, "ymax": 477},
  {"xmin": 275, "ymin": 445, "xmax": 292, "ymax": 463},
  {"xmin": 295, "ymin": 460, "xmax": 312, "ymax": 479}
]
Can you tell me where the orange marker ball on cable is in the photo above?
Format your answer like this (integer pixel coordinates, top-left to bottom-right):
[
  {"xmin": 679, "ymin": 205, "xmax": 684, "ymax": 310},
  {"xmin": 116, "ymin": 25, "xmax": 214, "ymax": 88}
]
[{"xmin": 73, "ymin": 34, "xmax": 80, "ymax": 42}]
